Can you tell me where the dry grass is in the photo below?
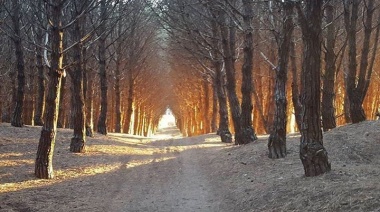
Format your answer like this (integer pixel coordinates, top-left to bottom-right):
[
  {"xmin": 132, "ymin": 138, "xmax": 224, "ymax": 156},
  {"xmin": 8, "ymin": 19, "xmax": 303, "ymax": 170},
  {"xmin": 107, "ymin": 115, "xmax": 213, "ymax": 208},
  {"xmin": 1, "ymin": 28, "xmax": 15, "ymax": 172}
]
[{"xmin": 206, "ymin": 120, "xmax": 380, "ymax": 211}]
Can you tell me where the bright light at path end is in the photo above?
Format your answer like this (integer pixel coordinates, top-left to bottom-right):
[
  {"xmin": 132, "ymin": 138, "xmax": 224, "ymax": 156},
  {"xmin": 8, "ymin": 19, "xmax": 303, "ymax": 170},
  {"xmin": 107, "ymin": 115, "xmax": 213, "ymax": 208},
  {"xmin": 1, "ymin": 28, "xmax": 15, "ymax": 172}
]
[{"xmin": 158, "ymin": 108, "xmax": 176, "ymax": 129}]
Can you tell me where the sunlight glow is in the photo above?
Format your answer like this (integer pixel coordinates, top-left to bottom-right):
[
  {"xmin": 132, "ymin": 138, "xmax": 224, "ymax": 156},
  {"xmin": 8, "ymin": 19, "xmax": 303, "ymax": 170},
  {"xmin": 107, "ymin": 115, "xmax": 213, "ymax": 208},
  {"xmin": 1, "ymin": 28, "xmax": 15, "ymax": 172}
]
[{"xmin": 158, "ymin": 108, "xmax": 176, "ymax": 129}]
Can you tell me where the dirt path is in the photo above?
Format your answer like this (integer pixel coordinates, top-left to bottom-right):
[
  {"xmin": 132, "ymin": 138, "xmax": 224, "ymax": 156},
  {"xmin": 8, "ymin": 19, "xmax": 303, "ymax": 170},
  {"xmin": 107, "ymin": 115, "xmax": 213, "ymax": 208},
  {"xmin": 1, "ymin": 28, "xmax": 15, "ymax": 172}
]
[{"xmin": 107, "ymin": 127, "xmax": 227, "ymax": 212}]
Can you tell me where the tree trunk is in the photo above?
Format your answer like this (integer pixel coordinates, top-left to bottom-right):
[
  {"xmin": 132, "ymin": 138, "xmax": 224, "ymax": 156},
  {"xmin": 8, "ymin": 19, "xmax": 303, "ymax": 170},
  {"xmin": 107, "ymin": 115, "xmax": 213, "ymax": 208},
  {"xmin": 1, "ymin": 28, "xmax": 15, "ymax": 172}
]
[
  {"xmin": 35, "ymin": 0, "xmax": 64, "ymax": 179},
  {"xmin": 240, "ymin": 0, "xmax": 257, "ymax": 144},
  {"xmin": 97, "ymin": 0, "xmax": 108, "ymax": 135},
  {"xmin": 268, "ymin": 2, "xmax": 293, "ymax": 159},
  {"xmin": 57, "ymin": 76, "xmax": 66, "ymax": 128},
  {"xmin": 211, "ymin": 81, "xmax": 218, "ymax": 132},
  {"xmin": 219, "ymin": 13, "xmax": 242, "ymax": 144},
  {"xmin": 202, "ymin": 77, "xmax": 210, "ymax": 133},
  {"xmin": 209, "ymin": 13, "xmax": 232, "ymax": 143},
  {"xmin": 114, "ymin": 52, "xmax": 122, "ymax": 133},
  {"xmin": 10, "ymin": 0, "xmax": 25, "ymax": 128},
  {"xmin": 290, "ymin": 41, "xmax": 302, "ymax": 131},
  {"xmin": 33, "ymin": 0, "xmax": 45, "ymax": 126},
  {"xmin": 296, "ymin": 0, "xmax": 331, "ymax": 177},
  {"xmin": 124, "ymin": 71, "xmax": 134, "ymax": 134},
  {"xmin": 321, "ymin": 2, "xmax": 337, "ymax": 132},
  {"xmin": 344, "ymin": 0, "xmax": 375, "ymax": 123},
  {"xmin": 83, "ymin": 50, "xmax": 94, "ymax": 137},
  {"xmin": 69, "ymin": 11, "xmax": 86, "ymax": 153}
]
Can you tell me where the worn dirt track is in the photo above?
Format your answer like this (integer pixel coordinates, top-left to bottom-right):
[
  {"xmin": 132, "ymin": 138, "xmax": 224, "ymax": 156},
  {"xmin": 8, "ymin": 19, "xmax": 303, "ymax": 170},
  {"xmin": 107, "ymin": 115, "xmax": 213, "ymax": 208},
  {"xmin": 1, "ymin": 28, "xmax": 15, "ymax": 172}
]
[{"xmin": 107, "ymin": 127, "xmax": 228, "ymax": 212}]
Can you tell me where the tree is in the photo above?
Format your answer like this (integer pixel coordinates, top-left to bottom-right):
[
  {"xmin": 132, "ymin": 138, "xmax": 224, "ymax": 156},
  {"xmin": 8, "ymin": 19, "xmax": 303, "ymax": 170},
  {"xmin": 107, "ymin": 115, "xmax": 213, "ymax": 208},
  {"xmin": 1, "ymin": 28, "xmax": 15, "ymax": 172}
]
[
  {"xmin": 268, "ymin": 1, "xmax": 294, "ymax": 159},
  {"xmin": 8, "ymin": 0, "xmax": 25, "ymax": 127},
  {"xmin": 296, "ymin": 0, "xmax": 331, "ymax": 177},
  {"xmin": 97, "ymin": 0, "xmax": 108, "ymax": 135},
  {"xmin": 343, "ymin": 0, "xmax": 379, "ymax": 123},
  {"xmin": 35, "ymin": 0, "xmax": 66, "ymax": 179}
]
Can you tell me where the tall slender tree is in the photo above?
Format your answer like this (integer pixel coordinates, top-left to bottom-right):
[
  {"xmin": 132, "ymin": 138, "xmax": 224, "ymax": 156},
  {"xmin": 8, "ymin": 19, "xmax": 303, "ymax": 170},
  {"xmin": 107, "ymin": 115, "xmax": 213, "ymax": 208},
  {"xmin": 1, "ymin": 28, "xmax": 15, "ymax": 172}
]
[
  {"xmin": 35, "ymin": 0, "xmax": 65, "ymax": 179},
  {"xmin": 296, "ymin": 0, "xmax": 331, "ymax": 177},
  {"xmin": 268, "ymin": 1, "xmax": 294, "ymax": 159},
  {"xmin": 10, "ymin": 0, "xmax": 25, "ymax": 127}
]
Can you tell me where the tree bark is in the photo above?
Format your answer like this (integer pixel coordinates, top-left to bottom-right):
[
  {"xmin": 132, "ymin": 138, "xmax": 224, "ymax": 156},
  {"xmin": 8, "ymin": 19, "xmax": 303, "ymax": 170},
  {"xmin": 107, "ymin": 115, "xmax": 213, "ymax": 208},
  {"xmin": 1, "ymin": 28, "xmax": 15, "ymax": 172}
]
[
  {"xmin": 83, "ymin": 49, "xmax": 94, "ymax": 137},
  {"xmin": 219, "ymin": 12, "xmax": 242, "ymax": 144},
  {"xmin": 344, "ymin": 0, "xmax": 375, "ymax": 123},
  {"xmin": 268, "ymin": 2, "xmax": 293, "ymax": 159},
  {"xmin": 240, "ymin": 0, "xmax": 257, "ymax": 145},
  {"xmin": 209, "ymin": 11, "xmax": 232, "ymax": 143},
  {"xmin": 35, "ymin": 0, "xmax": 64, "ymax": 179},
  {"xmin": 296, "ymin": 0, "xmax": 331, "ymax": 177},
  {"xmin": 33, "ymin": 0, "xmax": 45, "ymax": 126},
  {"xmin": 69, "ymin": 6, "xmax": 86, "ymax": 153},
  {"xmin": 202, "ymin": 77, "xmax": 210, "ymax": 133},
  {"xmin": 10, "ymin": 0, "xmax": 25, "ymax": 128},
  {"xmin": 57, "ymin": 76, "xmax": 66, "ymax": 128},
  {"xmin": 97, "ymin": 0, "xmax": 108, "ymax": 135},
  {"xmin": 290, "ymin": 41, "xmax": 301, "ymax": 131},
  {"xmin": 322, "ymin": 2, "xmax": 337, "ymax": 131},
  {"xmin": 211, "ymin": 80, "xmax": 218, "ymax": 132}
]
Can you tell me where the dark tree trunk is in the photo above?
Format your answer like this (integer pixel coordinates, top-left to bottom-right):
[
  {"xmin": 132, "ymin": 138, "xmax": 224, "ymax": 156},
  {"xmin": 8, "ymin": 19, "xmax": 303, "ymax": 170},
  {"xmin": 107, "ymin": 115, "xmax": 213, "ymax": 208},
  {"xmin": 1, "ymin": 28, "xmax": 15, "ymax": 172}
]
[
  {"xmin": 344, "ymin": 0, "xmax": 375, "ymax": 123},
  {"xmin": 219, "ymin": 13, "xmax": 242, "ymax": 144},
  {"xmin": 296, "ymin": 0, "xmax": 331, "ymax": 177},
  {"xmin": 34, "ymin": 1, "xmax": 45, "ymax": 126},
  {"xmin": 268, "ymin": 2, "xmax": 293, "ymax": 159},
  {"xmin": 57, "ymin": 76, "xmax": 66, "ymax": 128},
  {"xmin": 35, "ymin": 0, "xmax": 64, "ymax": 179},
  {"xmin": 209, "ymin": 12, "xmax": 232, "ymax": 143},
  {"xmin": 10, "ymin": 0, "xmax": 25, "ymax": 128},
  {"xmin": 322, "ymin": 2, "xmax": 337, "ymax": 132},
  {"xmin": 114, "ymin": 51, "xmax": 122, "ymax": 133},
  {"xmin": 69, "ymin": 9, "xmax": 86, "ymax": 153},
  {"xmin": 290, "ymin": 41, "xmax": 302, "ymax": 131},
  {"xmin": 240, "ymin": 0, "xmax": 257, "ymax": 145},
  {"xmin": 97, "ymin": 0, "xmax": 108, "ymax": 135}
]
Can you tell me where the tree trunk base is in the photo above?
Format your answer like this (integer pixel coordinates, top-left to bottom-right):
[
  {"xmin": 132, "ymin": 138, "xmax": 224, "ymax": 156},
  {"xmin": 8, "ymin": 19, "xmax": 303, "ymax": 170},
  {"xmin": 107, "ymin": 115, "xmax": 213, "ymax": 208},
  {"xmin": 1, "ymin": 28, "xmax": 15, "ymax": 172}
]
[
  {"xmin": 300, "ymin": 141, "xmax": 331, "ymax": 177},
  {"xmin": 237, "ymin": 127, "xmax": 257, "ymax": 145},
  {"xmin": 35, "ymin": 162, "xmax": 54, "ymax": 179},
  {"xmin": 34, "ymin": 117, "xmax": 44, "ymax": 126},
  {"xmin": 268, "ymin": 133, "xmax": 286, "ymax": 159},
  {"xmin": 219, "ymin": 130, "xmax": 232, "ymax": 143},
  {"xmin": 97, "ymin": 125, "xmax": 107, "ymax": 135},
  {"xmin": 86, "ymin": 126, "xmax": 93, "ymax": 137},
  {"xmin": 70, "ymin": 137, "xmax": 86, "ymax": 153}
]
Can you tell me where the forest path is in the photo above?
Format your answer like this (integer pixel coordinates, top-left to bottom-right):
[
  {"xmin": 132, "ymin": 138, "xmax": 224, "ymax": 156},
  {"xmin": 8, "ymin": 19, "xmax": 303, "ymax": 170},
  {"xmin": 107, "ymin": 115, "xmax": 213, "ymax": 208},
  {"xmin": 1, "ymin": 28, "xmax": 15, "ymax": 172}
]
[{"xmin": 107, "ymin": 127, "xmax": 228, "ymax": 212}]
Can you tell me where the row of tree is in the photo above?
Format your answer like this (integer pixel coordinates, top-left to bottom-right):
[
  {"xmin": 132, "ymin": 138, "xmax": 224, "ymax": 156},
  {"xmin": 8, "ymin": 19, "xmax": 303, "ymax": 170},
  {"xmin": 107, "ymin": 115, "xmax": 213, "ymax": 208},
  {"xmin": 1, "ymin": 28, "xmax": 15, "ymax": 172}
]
[
  {"xmin": 0, "ymin": 0, "xmax": 170, "ymax": 178},
  {"xmin": 0, "ymin": 0, "xmax": 379, "ymax": 178},
  {"xmin": 158, "ymin": 0, "xmax": 380, "ymax": 176}
]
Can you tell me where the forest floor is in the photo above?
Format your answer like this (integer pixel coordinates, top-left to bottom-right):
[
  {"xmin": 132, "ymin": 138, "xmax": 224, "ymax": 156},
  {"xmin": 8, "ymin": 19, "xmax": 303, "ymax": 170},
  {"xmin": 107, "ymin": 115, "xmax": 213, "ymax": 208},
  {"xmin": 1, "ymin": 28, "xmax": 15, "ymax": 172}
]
[{"xmin": 0, "ymin": 121, "xmax": 380, "ymax": 212}]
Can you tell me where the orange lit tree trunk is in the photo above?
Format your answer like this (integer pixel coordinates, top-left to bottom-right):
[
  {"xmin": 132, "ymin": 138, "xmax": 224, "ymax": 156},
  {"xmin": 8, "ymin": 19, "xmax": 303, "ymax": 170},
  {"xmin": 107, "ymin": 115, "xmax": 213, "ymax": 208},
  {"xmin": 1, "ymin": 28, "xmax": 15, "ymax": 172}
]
[
  {"xmin": 35, "ymin": 0, "xmax": 64, "ymax": 179},
  {"xmin": 10, "ymin": 0, "xmax": 25, "ymax": 127},
  {"xmin": 296, "ymin": 0, "xmax": 331, "ymax": 177},
  {"xmin": 268, "ymin": 1, "xmax": 294, "ymax": 159}
]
